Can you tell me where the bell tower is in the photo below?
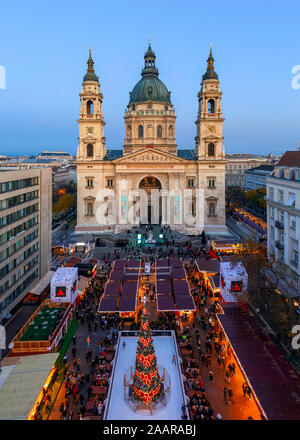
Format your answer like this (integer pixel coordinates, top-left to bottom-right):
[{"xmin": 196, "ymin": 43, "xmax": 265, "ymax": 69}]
[
  {"xmin": 77, "ymin": 50, "xmax": 106, "ymax": 161},
  {"xmin": 195, "ymin": 46, "xmax": 225, "ymax": 160}
]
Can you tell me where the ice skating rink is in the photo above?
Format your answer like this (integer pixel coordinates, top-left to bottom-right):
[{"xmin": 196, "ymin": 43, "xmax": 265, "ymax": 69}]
[{"xmin": 105, "ymin": 335, "xmax": 186, "ymax": 420}]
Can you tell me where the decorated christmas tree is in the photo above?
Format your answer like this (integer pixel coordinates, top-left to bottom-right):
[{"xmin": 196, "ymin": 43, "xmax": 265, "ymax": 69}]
[{"xmin": 131, "ymin": 305, "xmax": 164, "ymax": 405}]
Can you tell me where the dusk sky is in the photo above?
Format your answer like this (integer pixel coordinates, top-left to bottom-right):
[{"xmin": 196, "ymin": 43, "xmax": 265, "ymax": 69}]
[{"xmin": 0, "ymin": 0, "xmax": 299, "ymax": 156}]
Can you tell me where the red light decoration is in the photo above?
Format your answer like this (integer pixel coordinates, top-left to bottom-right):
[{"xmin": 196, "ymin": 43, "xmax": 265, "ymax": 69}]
[{"xmin": 131, "ymin": 308, "xmax": 163, "ymax": 405}]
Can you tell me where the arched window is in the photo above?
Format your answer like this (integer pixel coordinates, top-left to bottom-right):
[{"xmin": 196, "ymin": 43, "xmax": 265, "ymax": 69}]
[
  {"xmin": 208, "ymin": 99, "xmax": 215, "ymax": 114},
  {"xmin": 87, "ymin": 144, "xmax": 94, "ymax": 157},
  {"xmin": 157, "ymin": 125, "xmax": 162, "ymax": 138},
  {"xmin": 169, "ymin": 125, "xmax": 173, "ymax": 138},
  {"xmin": 208, "ymin": 143, "xmax": 215, "ymax": 157},
  {"xmin": 87, "ymin": 100, "xmax": 94, "ymax": 115},
  {"xmin": 147, "ymin": 124, "xmax": 153, "ymax": 138},
  {"xmin": 138, "ymin": 125, "xmax": 144, "ymax": 139}
]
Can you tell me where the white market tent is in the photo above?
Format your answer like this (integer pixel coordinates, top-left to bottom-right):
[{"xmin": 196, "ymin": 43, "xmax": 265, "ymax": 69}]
[
  {"xmin": 50, "ymin": 267, "xmax": 78, "ymax": 303},
  {"xmin": 0, "ymin": 353, "xmax": 58, "ymax": 420},
  {"xmin": 219, "ymin": 261, "xmax": 248, "ymax": 303}
]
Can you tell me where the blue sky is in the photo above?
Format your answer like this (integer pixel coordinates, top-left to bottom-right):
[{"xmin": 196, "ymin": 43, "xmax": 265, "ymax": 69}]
[{"xmin": 0, "ymin": 0, "xmax": 299, "ymax": 156}]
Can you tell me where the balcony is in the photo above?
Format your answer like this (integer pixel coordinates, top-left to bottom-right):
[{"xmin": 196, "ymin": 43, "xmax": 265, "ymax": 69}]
[
  {"xmin": 275, "ymin": 220, "xmax": 284, "ymax": 230},
  {"xmin": 275, "ymin": 240, "xmax": 284, "ymax": 251}
]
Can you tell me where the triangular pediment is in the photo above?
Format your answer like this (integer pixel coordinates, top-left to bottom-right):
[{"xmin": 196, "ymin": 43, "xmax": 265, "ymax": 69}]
[{"xmin": 113, "ymin": 148, "xmax": 187, "ymax": 164}]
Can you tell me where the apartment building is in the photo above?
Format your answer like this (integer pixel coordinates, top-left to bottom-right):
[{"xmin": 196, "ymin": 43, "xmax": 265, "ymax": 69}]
[
  {"xmin": 0, "ymin": 167, "xmax": 52, "ymax": 317},
  {"xmin": 225, "ymin": 155, "xmax": 269, "ymax": 188},
  {"xmin": 245, "ymin": 165, "xmax": 274, "ymax": 192},
  {"xmin": 266, "ymin": 151, "xmax": 300, "ymax": 296}
]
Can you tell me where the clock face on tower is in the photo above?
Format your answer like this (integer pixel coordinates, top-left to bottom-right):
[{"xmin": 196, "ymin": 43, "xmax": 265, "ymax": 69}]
[{"xmin": 86, "ymin": 126, "xmax": 94, "ymax": 134}]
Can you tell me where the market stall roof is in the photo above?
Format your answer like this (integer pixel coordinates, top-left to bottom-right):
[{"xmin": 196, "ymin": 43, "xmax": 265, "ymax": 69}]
[
  {"xmin": 30, "ymin": 270, "xmax": 56, "ymax": 295},
  {"xmin": 157, "ymin": 281, "xmax": 172, "ymax": 295},
  {"xmin": 169, "ymin": 258, "xmax": 183, "ymax": 269},
  {"xmin": 0, "ymin": 353, "xmax": 58, "ymax": 420},
  {"xmin": 118, "ymin": 296, "xmax": 136, "ymax": 312},
  {"xmin": 109, "ymin": 271, "xmax": 123, "ymax": 281},
  {"xmin": 172, "ymin": 269, "xmax": 186, "ymax": 280},
  {"xmin": 196, "ymin": 259, "xmax": 220, "ymax": 273},
  {"xmin": 126, "ymin": 260, "xmax": 140, "ymax": 268},
  {"xmin": 156, "ymin": 259, "xmax": 169, "ymax": 267},
  {"xmin": 98, "ymin": 296, "xmax": 118, "ymax": 312},
  {"xmin": 173, "ymin": 281, "xmax": 190, "ymax": 295},
  {"xmin": 218, "ymin": 304, "xmax": 300, "ymax": 420},
  {"xmin": 121, "ymin": 282, "xmax": 138, "ymax": 296},
  {"xmin": 157, "ymin": 294, "xmax": 176, "ymax": 311},
  {"xmin": 175, "ymin": 295, "xmax": 195, "ymax": 311},
  {"xmin": 104, "ymin": 282, "xmax": 121, "ymax": 296},
  {"xmin": 113, "ymin": 260, "xmax": 127, "ymax": 270}
]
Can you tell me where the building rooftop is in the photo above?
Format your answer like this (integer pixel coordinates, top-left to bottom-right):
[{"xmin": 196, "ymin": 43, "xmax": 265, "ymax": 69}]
[
  {"xmin": 276, "ymin": 151, "xmax": 300, "ymax": 168},
  {"xmin": 245, "ymin": 165, "xmax": 274, "ymax": 173}
]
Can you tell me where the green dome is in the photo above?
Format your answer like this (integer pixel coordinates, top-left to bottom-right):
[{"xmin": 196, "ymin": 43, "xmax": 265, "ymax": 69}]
[
  {"xmin": 129, "ymin": 76, "xmax": 171, "ymax": 104},
  {"xmin": 129, "ymin": 44, "xmax": 171, "ymax": 104},
  {"xmin": 83, "ymin": 71, "xmax": 99, "ymax": 82}
]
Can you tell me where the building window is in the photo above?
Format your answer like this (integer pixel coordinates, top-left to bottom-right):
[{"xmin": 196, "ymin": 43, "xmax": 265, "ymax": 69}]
[
  {"xmin": 208, "ymin": 179, "xmax": 215, "ymax": 188},
  {"xmin": 86, "ymin": 202, "xmax": 94, "ymax": 216},
  {"xmin": 208, "ymin": 203, "xmax": 216, "ymax": 216},
  {"xmin": 87, "ymin": 144, "xmax": 94, "ymax": 157},
  {"xmin": 107, "ymin": 179, "xmax": 114, "ymax": 188},
  {"xmin": 208, "ymin": 143, "xmax": 215, "ymax": 157},
  {"xmin": 271, "ymin": 226, "xmax": 275, "ymax": 239},
  {"xmin": 287, "ymin": 193, "xmax": 295, "ymax": 207},
  {"xmin": 291, "ymin": 271, "xmax": 299, "ymax": 284},
  {"xmin": 280, "ymin": 211, "xmax": 284, "ymax": 223},
  {"xmin": 127, "ymin": 125, "xmax": 132, "ymax": 139},
  {"xmin": 269, "ymin": 186, "xmax": 274, "ymax": 200},
  {"xmin": 147, "ymin": 124, "xmax": 153, "ymax": 138},
  {"xmin": 87, "ymin": 100, "xmax": 94, "ymax": 115},
  {"xmin": 138, "ymin": 125, "xmax": 144, "ymax": 139},
  {"xmin": 270, "ymin": 207, "xmax": 275, "ymax": 219},
  {"xmin": 86, "ymin": 179, "xmax": 93, "ymax": 188},
  {"xmin": 187, "ymin": 179, "xmax": 195, "ymax": 188},
  {"xmin": 278, "ymin": 190, "xmax": 284, "ymax": 203},
  {"xmin": 208, "ymin": 99, "xmax": 215, "ymax": 113},
  {"xmin": 290, "ymin": 216, "xmax": 296, "ymax": 230},
  {"xmin": 169, "ymin": 125, "xmax": 173, "ymax": 137},
  {"xmin": 157, "ymin": 125, "xmax": 162, "ymax": 139}
]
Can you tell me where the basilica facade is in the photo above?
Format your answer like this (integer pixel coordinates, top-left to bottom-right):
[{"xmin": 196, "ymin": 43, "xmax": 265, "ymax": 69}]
[{"xmin": 75, "ymin": 44, "xmax": 226, "ymax": 235}]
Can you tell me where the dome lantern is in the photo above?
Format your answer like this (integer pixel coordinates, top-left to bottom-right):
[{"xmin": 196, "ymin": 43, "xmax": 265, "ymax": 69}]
[
  {"xmin": 83, "ymin": 49, "xmax": 99, "ymax": 83},
  {"xmin": 128, "ymin": 42, "xmax": 171, "ymax": 104},
  {"xmin": 202, "ymin": 44, "xmax": 219, "ymax": 81}
]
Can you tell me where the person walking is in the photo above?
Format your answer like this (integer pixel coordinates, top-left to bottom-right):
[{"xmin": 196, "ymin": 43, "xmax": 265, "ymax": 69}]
[
  {"xmin": 223, "ymin": 386, "xmax": 228, "ymax": 404},
  {"xmin": 228, "ymin": 386, "xmax": 234, "ymax": 404},
  {"xmin": 72, "ymin": 347, "xmax": 77, "ymax": 359},
  {"xmin": 172, "ymin": 354, "xmax": 176, "ymax": 364},
  {"xmin": 242, "ymin": 382, "xmax": 247, "ymax": 398}
]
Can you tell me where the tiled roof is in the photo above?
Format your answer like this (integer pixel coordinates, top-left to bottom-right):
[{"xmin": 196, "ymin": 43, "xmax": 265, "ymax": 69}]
[{"xmin": 276, "ymin": 151, "xmax": 300, "ymax": 167}]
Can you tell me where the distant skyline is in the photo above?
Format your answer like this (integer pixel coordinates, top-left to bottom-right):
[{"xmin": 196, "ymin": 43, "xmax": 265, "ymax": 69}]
[{"xmin": 0, "ymin": 1, "xmax": 300, "ymax": 155}]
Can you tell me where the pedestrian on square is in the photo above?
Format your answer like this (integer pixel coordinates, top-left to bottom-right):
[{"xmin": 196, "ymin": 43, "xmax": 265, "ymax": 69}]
[
  {"xmin": 72, "ymin": 347, "xmax": 76, "ymax": 359},
  {"xmin": 223, "ymin": 386, "xmax": 228, "ymax": 404},
  {"xmin": 228, "ymin": 386, "xmax": 234, "ymax": 404}
]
